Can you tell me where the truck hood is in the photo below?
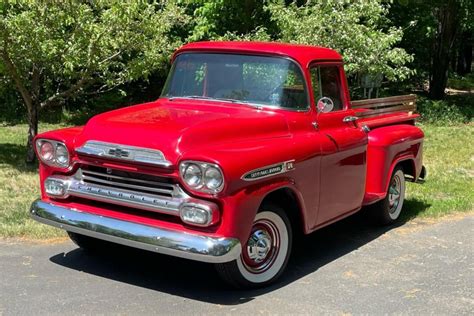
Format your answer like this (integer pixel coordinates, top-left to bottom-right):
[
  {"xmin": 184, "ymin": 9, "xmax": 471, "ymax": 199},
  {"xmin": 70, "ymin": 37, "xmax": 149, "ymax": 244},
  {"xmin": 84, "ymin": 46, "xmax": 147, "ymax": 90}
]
[{"xmin": 76, "ymin": 99, "xmax": 290, "ymax": 164}]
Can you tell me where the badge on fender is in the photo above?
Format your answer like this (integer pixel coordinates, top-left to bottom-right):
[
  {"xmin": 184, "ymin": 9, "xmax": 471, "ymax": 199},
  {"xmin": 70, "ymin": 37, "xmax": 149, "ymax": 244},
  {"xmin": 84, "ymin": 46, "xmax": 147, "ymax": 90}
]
[{"xmin": 242, "ymin": 160, "xmax": 295, "ymax": 181}]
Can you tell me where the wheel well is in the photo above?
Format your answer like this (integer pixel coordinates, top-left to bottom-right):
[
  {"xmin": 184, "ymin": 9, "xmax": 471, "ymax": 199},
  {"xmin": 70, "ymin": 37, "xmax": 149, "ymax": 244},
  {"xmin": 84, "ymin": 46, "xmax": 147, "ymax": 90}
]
[
  {"xmin": 260, "ymin": 188, "xmax": 304, "ymax": 234},
  {"xmin": 397, "ymin": 159, "xmax": 416, "ymax": 181}
]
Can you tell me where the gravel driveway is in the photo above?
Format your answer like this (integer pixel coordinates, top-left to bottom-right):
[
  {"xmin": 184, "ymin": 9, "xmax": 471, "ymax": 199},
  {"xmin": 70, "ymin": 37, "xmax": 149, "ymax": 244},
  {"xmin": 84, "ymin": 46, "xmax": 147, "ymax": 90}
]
[{"xmin": 1, "ymin": 213, "xmax": 473, "ymax": 315}]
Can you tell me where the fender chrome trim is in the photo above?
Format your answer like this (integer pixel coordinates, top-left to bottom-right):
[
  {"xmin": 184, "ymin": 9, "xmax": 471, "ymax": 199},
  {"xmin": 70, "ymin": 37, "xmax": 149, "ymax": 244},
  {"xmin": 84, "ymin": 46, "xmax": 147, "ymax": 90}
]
[
  {"xmin": 30, "ymin": 199, "xmax": 241, "ymax": 263},
  {"xmin": 241, "ymin": 160, "xmax": 295, "ymax": 181}
]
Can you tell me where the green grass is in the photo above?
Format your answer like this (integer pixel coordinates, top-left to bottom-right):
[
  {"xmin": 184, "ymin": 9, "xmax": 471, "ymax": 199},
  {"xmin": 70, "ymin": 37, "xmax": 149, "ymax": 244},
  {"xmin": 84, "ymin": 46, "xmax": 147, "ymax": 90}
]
[
  {"xmin": 402, "ymin": 123, "xmax": 474, "ymax": 220},
  {"xmin": 0, "ymin": 123, "xmax": 472, "ymax": 239},
  {"xmin": 0, "ymin": 123, "xmax": 68, "ymax": 239}
]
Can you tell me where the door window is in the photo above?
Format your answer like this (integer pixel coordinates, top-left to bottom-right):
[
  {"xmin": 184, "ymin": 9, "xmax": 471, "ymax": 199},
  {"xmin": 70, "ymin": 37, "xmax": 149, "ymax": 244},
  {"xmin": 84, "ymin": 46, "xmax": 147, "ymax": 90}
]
[{"xmin": 310, "ymin": 66, "xmax": 344, "ymax": 111}]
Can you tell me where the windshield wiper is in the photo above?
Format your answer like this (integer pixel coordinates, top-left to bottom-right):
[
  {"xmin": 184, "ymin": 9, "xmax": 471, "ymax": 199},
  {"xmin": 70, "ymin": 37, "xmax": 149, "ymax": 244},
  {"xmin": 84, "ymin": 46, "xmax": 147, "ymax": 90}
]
[
  {"xmin": 168, "ymin": 95, "xmax": 215, "ymax": 101},
  {"xmin": 168, "ymin": 95, "xmax": 263, "ymax": 109}
]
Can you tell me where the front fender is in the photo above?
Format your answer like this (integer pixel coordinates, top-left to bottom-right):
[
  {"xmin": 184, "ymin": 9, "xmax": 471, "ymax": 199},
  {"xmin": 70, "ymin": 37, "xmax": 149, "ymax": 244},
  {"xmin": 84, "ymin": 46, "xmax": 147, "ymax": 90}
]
[{"xmin": 218, "ymin": 178, "xmax": 306, "ymax": 244}]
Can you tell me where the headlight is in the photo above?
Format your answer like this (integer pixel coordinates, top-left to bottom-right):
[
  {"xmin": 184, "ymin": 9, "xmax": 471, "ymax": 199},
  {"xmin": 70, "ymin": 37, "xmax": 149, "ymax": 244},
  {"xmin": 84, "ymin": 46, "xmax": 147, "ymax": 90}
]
[
  {"xmin": 55, "ymin": 143, "xmax": 69, "ymax": 167},
  {"xmin": 39, "ymin": 141, "xmax": 54, "ymax": 162},
  {"xmin": 180, "ymin": 161, "xmax": 224, "ymax": 193},
  {"xmin": 35, "ymin": 139, "xmax": 70, "ymax": 168},
  {"xmin": 204, "ymin": 166, "xmax": 223, "ymax": 191},
  {"xmin": 183, "ymin": 164, "xmax": 202, "ymax": 187}
]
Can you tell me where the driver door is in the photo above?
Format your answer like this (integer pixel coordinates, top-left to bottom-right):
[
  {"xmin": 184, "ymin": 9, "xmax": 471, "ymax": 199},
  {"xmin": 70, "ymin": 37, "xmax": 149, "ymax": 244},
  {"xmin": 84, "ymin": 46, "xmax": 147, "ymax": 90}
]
[{"xmin": 310, "ymin": 63, "xmax": 368, "ymax": 227}]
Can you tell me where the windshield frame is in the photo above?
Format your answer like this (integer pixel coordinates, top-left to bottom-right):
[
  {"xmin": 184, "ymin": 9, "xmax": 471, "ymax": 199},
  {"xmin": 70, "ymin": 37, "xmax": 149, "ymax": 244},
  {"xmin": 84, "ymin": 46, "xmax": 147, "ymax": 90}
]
[{"xmin": 160, "ymin": 52, "xmax": 311, "ymax": 113}]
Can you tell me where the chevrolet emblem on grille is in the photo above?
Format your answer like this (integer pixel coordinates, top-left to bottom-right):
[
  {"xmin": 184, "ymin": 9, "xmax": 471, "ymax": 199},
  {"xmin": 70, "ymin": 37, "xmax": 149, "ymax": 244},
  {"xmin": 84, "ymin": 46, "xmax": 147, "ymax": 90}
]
[{"xmin": 108, "ymin": 148, "xmax": 129, "ymax": 158}]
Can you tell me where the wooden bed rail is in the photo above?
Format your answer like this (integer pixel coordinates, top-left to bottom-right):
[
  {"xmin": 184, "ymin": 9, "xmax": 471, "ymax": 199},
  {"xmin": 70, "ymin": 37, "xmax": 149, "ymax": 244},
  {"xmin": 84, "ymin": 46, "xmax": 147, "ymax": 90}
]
[{"xmin": 351, "ymin": 94, "xmax": 416, "ymax": 118}]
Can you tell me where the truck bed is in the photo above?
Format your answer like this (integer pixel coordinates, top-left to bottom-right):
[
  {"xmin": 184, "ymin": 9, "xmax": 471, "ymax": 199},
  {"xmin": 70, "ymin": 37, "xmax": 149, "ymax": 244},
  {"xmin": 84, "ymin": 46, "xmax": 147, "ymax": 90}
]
[{"xmin": 351, "ymin": 94, "xmax": 419, "ymax": 128}]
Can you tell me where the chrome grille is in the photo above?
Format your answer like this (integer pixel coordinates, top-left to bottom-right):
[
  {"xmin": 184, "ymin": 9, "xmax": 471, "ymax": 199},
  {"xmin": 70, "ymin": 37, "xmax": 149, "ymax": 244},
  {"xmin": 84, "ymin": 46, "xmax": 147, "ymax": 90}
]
[
  {"xmin": 79, "ymin": 167, "xmax": 177, "ymax": 198},
  {"xmin": 63, "ymin": 166, "xmax": 190, "ymax": 215}
]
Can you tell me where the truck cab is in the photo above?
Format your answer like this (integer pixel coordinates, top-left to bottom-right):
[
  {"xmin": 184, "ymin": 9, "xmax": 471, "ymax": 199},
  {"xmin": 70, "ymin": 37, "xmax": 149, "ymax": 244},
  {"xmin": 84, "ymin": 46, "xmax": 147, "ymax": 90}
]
[{"xmin": 31, "ymin": 41, "xmax": 425, "ymax": 288}]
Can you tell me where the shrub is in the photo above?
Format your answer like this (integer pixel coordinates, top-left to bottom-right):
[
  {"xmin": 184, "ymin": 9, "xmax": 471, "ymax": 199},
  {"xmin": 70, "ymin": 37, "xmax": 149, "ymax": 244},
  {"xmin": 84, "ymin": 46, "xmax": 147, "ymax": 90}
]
[{"xmin": 417, "ymin": 94, "xmax": 473, "ymax": 125}]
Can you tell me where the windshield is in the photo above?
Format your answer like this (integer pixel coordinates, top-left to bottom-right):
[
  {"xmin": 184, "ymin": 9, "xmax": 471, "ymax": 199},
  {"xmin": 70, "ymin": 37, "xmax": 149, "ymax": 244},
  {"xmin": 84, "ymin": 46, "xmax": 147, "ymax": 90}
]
[{"xmin": 161, "ymin": 53, "xmax": 309, "ymax": 110}]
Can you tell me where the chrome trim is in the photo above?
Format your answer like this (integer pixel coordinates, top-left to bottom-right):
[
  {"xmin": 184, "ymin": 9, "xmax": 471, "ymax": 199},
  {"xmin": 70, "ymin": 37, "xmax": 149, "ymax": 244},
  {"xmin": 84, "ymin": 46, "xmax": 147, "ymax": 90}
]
[
  {"xmin": 30, "ymin": 200, "xmax": 241, "ymax": 263},
  {"xmin": 76, "ymin": 141, "xmax": 172, "ymax": 167},
  {"xmin": 67, "ymin": 180, "xmax": 183, "ymax": 215},
  {"xmin": 241, "ymin": 160, "xmax": 295, "ymax": 181},
  {"xmin": 342, "ymin": 116, "xmax": 359, "ymax": 123},
  {"xmin": 416, "ymin": 165, "xmax": 427, "ymax": 184},
  {"xmin": 45, "ymin": 168, "xmax": 218, "ymax": 218}
]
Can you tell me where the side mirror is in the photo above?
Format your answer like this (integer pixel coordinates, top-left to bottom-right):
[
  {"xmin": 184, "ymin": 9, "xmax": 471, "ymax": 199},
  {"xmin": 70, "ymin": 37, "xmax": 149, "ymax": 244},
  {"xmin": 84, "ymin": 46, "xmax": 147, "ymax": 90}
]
[{"xmin": 316, "ymin": 97, "xmax": 334, "ymax": 113}]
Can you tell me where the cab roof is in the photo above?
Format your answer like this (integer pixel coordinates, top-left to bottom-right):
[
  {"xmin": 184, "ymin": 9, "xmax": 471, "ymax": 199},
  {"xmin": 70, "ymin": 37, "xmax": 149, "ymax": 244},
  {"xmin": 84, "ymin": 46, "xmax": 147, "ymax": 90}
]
[{"xmin": 174, "ymin": 41, "xmax": 343, "ymax": 67}]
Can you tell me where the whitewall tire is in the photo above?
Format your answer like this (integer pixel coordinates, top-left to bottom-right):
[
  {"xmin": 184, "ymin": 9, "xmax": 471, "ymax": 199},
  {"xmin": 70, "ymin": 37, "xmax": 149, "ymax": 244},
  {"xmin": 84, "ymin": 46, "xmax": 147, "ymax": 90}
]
[
  {"xmin": 215, "ymin": 206, "xmax": 292, "ymax": 288},
  {"xmin": 370, "ymin": 166, "xmax": 406, "ymax": 225}
]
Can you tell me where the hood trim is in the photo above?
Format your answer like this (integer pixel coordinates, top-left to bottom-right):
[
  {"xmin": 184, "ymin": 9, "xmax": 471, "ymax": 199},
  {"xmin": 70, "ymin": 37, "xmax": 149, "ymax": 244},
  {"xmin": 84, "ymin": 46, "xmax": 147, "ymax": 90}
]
[{"xmin": 76, "ymin": 140, "xmax": 172, "ymax": 167}]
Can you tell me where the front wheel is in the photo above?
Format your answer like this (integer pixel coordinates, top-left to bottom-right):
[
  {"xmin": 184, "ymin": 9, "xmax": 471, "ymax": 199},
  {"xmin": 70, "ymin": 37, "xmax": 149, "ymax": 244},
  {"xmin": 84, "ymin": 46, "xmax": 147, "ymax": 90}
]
[
  {"xmin": 215, "ymin": 206, "xmax": 292, "ymax": 289},
  {"xmin": 370, "ymin": 166, "xmax": 406, "ymax": 225}
]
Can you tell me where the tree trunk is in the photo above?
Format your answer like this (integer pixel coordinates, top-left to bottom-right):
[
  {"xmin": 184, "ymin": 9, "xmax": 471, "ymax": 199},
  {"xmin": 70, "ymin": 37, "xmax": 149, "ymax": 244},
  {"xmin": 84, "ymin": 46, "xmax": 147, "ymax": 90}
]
[
  {"xmin": 456, "ymin": 31, "xmax": 472, "ymax": 75},
  {"xmin": 26, "ymin": 102, "xmax": 39, "ymax": 163},
  {"xmin": 1, "ymin": 48, "xmax": 40, "ymax": 163},
  {"xmin": 429, "ymin": 0, "xmax": 460, "ymax": 100}
]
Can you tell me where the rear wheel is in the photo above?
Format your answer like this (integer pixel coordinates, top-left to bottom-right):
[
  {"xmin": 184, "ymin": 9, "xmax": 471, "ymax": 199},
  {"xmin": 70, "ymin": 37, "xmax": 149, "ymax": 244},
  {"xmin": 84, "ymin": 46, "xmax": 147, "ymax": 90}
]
[
  {"xmin": 370, "ymin": 166, "xmax": 406, "ymax": 225},
  {"xmin": 215, "ymin": 206, "xmax": 292, "ymax": 289}
]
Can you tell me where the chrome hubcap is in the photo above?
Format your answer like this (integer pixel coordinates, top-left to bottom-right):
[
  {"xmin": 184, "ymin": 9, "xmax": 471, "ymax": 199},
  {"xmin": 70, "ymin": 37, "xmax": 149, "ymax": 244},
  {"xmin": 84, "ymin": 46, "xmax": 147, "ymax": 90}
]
[
  {"xmin": 247, "ymin": 229, "xmax": 272, "ymax": 263},
  {"xmin": 388, "ymin": 175, "xmax": 402, "ymax": 214},
  {"xmin": 241, "ymin": 219, "xmax": 280, "ymax": 274}
]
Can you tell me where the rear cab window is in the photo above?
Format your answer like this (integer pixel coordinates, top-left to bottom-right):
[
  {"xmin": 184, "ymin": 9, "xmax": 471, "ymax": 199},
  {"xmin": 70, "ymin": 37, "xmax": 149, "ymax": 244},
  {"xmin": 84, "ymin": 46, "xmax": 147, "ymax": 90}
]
[{"xmin": 309, "ymin": 65, "xmax": 345, "ymax": 111}]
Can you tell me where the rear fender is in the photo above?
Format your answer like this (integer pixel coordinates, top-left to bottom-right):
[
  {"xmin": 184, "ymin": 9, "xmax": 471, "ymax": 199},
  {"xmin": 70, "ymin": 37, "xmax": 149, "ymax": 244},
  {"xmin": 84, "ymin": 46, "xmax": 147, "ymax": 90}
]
[{"xmin": 363, "ymin": 124, "xmax": 424, "ymax": 205}]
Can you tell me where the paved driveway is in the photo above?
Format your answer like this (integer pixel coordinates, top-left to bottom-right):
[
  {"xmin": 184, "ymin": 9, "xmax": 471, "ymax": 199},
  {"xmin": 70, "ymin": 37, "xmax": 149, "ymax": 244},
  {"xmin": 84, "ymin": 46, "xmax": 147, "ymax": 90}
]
[{"xmin": 1, "ymin": 213, "xmax": 473, "ymax": 315}]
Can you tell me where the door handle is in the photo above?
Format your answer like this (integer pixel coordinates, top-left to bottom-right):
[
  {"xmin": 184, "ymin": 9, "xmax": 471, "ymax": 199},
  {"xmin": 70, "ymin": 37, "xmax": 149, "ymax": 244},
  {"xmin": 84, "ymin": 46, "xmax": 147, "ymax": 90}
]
[{"xmin": 343, "ymin": 116, "xmax": 358, "ymax": 123}]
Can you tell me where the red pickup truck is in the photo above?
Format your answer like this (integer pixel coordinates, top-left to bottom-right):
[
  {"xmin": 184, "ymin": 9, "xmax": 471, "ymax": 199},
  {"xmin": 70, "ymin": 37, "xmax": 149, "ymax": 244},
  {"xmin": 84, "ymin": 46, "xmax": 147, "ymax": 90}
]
[{"xmin": 31, "ymin": 41, "xmax": 426, "ymax": 288}]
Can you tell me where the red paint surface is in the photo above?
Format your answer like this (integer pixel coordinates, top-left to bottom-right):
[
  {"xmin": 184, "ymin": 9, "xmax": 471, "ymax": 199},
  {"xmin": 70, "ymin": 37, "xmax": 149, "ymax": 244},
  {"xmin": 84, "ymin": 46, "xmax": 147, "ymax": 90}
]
[{"xmin": 34, "ymin": 41, "xmax": 424, "ymax": 244}]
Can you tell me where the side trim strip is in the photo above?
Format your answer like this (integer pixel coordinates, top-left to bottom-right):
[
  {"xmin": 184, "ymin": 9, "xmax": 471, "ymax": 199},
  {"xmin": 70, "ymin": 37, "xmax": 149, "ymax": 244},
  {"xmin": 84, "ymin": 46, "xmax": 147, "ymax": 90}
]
[{"xmin": 241, "ymin": 160, "xmax": 295, "ymax": 181}]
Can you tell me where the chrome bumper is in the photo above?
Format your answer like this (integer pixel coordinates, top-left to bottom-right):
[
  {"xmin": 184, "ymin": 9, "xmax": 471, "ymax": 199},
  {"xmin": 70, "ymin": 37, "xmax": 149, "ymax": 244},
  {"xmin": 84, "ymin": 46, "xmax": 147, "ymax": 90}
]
[{"xmin": 30, "ymin": 199, "xmax": 241, "ymax": 263}]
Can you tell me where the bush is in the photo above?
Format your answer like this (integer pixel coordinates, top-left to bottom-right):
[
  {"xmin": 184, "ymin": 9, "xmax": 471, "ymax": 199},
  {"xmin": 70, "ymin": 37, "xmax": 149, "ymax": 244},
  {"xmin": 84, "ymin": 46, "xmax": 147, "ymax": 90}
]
[
  {"xmin": 448, "ymin": 74, "xmax": 474, "ymax": 91},
  {"xmin": 417, "ymin": 94, "xmax": 473, "ymax": 125}
]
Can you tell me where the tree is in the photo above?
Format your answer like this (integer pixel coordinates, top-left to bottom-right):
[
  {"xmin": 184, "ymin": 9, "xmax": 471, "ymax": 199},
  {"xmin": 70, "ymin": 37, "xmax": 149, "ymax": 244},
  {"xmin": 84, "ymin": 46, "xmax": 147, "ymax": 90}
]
[
  {"xmin": 266, "ymin": 1, "xmax": 414, "ymax": 82},
  {"xmin": 429, "ymin": 0, "xmax": 462, "ymax": 99},
  {"xmin": 0, "ymin": 1, "xmax": 188, "ymax": 162},
  {"xmin": 186, "ymin": 0, "xmax": 276, "ymax": 41},
  {"xmin": 389, "ymin": 0, "xmax": 473, "ymax": 99}
]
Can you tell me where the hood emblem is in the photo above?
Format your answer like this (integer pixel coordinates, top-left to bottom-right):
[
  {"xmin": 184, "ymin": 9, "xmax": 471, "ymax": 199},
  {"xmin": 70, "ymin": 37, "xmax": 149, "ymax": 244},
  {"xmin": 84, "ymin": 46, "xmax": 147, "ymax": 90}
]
[
  {"xmin": 76, "ymin": 140, "xmax": 172, "ymax": 167},
  {"xmin": 108, "ymin": 147, "xmax": 130, "ymax": 158}
]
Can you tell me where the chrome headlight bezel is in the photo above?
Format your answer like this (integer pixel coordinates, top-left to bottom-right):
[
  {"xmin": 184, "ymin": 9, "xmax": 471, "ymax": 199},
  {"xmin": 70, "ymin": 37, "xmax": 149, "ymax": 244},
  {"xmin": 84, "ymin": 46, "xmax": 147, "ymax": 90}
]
[
  {"xmin": 179, "ymin": 161, "xmax": 224, "ymax": 194},
  {"xmin": 35, "ymin": 139, "xmax": 70, "ymax": 168}
]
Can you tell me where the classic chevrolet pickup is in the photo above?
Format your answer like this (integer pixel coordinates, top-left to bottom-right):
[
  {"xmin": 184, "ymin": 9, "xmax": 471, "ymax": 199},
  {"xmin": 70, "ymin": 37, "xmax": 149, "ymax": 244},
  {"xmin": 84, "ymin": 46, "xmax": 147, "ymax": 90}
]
[{"xmin": 30, "ymin": 41, "xmax": 426, "ymax": 288}]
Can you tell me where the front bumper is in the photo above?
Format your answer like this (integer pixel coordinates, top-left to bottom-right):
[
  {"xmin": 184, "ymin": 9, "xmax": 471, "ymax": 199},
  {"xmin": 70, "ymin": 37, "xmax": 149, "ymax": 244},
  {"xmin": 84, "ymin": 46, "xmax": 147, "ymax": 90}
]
[{"xmin": 30, "ymin": 199, "xmax": 241, "ymax": 263}]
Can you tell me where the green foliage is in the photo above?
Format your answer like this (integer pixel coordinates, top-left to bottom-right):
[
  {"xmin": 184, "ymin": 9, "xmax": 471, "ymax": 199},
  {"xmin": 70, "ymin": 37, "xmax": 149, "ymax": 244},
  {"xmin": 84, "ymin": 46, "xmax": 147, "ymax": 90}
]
[
  {"xmin": 266, "ymin": 1, "xmax": 414, "ymax": 81},
  {"xmin": 0, "ymin": 1, "xmax": 189, "ymax": 109},
  {"xmin": 417, "ymin": 94, "xmax": 474, "ymax": 125},
  {"xmin": 389, "ymin": 0, "xmax": 473, "ymax": 91},
  {"xmin": 186, "ymin": 0, "xmax": 276, "ymax": 41},
  {"xmin": 448, "ymin": 73, "xmax": 474, "ymax": 91}
]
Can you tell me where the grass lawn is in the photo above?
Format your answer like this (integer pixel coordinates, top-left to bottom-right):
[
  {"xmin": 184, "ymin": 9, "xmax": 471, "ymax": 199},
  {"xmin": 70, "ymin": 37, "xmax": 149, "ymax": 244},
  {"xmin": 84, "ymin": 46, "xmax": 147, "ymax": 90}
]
[
  {"xmin": 401, "ymin": 123, "xmax": 473, "ymax": 221},
  {"xmin": 0, "ymin": 123, "xmax": 68, "ymax": 239},
  {"xmin": 0, "ymin": 122, "xmax": 473, "ymax": 239}
]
